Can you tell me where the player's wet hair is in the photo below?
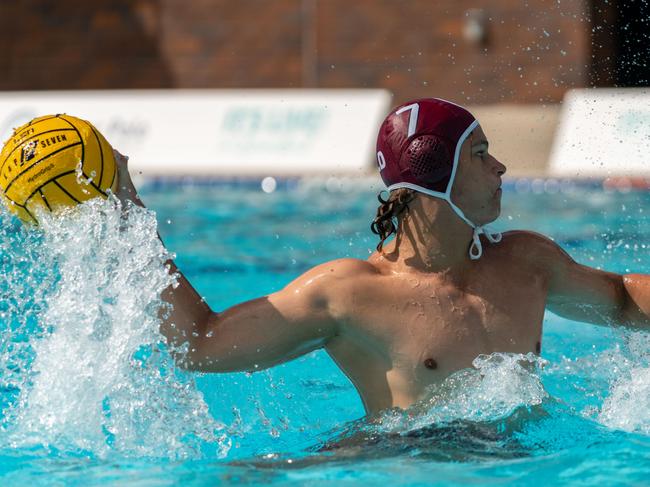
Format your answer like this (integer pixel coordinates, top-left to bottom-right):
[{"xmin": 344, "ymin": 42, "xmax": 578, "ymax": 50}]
[{"xmin": 370, "ymin": 188, "xmax": 416, "ymax": 252}]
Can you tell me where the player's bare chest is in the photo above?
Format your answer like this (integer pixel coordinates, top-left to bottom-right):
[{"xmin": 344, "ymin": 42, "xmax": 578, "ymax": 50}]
[{"xmin": 360, "ymin": 272, "xmax": 546, "ymax": 370}]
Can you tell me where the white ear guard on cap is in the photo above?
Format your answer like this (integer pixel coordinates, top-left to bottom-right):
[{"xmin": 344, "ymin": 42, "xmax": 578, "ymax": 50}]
[{"xmin": 387, "ymin": 119, "xmax": 502, "ymax": 260}]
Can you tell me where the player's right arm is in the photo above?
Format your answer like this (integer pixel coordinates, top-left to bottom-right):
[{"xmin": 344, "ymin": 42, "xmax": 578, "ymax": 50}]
[
  {"xmin": 113, "ymin": 151, "xmax": 343, "ymax": 372},
  {"xmin": 179, "ymin": 263, "xmax": 342, "ymax": 372}
]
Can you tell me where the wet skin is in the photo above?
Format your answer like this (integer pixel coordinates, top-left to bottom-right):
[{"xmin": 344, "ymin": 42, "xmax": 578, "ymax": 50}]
[
  {"xmin": 115, "ymin": 127, "xmax": 650, "ymax": 416},
  {"xmin": 327, "ymin": 237, "xmax": 547, "ymax": 412}
]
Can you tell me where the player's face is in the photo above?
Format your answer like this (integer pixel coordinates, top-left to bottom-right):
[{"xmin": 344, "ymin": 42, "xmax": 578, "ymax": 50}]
[{"xmin": 450, "ymin": 126, "xmax": 506, "ymax": 225}]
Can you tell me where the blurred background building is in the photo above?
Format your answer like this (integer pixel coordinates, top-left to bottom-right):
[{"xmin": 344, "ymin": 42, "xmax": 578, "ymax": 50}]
[{"xmin": 0, "ymin": 0, "xmax": 648, "ymax": 175}]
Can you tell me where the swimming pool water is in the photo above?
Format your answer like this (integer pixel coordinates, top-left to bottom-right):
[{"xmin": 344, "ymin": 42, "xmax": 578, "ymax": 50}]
[{"xmin": 0, "ymin": 177, "xmax": 648, "ymax": 485}]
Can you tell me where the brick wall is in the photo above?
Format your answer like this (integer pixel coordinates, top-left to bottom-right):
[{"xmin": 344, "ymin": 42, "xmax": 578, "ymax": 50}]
[
  {"xmin": 159, "ymin": 0, "xmax": 303, "ymax": 88},
  {"xmin": 0, "ymin": 0, "xmax": 174, "ymax": 89},
  {"xmin": 0, "ymin": 0, "xmax": 599, "ymax": 104},
  {"xmin": 315, "ymin": 0, "xmax": 592, "ymax": 104}
]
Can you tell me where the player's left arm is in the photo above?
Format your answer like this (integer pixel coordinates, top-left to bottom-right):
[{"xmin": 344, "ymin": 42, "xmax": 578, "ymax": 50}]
[{"xmin": 525, "ymin": 231, "xmax": 650, "ymax": 330}]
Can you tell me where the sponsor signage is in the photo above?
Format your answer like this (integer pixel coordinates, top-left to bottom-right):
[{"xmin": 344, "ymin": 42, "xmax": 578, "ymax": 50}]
[
  {"xmin": 549, "ymin": 88, "xmax": 650, "ymax": 177},
  {"xmin": 0, "ymin": 89, "xmax": 391, "ymax": 176}
]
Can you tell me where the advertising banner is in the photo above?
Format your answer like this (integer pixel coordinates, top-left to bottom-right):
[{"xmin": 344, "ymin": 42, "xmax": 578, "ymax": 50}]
[
  {"xmin": 549, "ymin": 88, "xmax": 650, "ymax": 177},
  {"xmin": 0, "ymin": 89, "xmax": 392, "ymax": 176}
]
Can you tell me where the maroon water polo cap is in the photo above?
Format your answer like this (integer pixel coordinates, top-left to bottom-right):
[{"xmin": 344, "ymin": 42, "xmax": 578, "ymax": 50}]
[
  {"xmin": 376, "ymin": 98, "xmax": 478, "ymax": 195},
  {"xmin": 375, "ymin": 98, "xmax": 501, "ymax": 260}
]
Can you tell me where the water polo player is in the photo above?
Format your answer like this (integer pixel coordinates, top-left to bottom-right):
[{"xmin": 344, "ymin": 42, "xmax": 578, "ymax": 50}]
[{"xmin": 115, "ymin": 98, "xmax": 650, "ymax": 415}]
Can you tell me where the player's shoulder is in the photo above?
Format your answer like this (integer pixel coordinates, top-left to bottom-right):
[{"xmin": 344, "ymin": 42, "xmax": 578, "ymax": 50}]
[
  {"xmin": 282, "ymin": 258, "xmax": 379, "ymax": 306},
  {"xmin": 497, "ymin": 230, "xmax": 573, "ymax": 265},
  {"xmin": 302, "ymin": 258, "xmax": 380, "ymax": 281},
  {"xmin": 499, "ymin": 230, "xmax": 556, "ymax": 250}
]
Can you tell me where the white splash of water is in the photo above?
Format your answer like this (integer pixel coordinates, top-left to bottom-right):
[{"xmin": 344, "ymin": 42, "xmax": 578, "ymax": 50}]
[
  {"xmin": 379, "ymin": 353, "xmax": 549, "ymax": 432},
  {"xmin": 1, "ymin": 197, "xmax": 229, "ymax": 459},
  {"xmin": 0, "ymin": 212, "xmax": 52, "ymax": 412},
  {"xmin": 597, "ymin": 332, "xmax": 650, "ymax": 434}
]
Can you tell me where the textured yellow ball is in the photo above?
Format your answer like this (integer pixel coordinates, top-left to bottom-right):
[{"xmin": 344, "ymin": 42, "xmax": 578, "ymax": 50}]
[{"xmin": 0, "ymin": 114, "xmax": 118, "ymax": 223}]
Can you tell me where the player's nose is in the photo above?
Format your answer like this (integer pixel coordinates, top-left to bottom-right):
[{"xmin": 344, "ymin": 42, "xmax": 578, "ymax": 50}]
[{"xmin": 491, "ymin": 155, "xmax": 506, "ymax": 176}]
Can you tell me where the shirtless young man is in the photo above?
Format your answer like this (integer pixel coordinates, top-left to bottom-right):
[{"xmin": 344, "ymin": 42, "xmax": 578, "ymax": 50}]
[{"xmin": 115, "ymin": 98, "xmax": 650, "ymax": 416}]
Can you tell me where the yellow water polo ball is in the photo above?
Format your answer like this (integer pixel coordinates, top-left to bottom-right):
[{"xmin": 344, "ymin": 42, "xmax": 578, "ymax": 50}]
[{"xmin": 0, "ymin": 114, "xmax": 118, "ymax": 223}]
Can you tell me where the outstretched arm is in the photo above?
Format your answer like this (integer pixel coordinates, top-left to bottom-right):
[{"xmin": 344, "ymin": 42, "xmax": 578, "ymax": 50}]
[
  {"xmin": 113, "ymin": 151, "xmax": 340, "ymax": 372},
  {"xmin": 528, "ymin": 232, "xmax": 650, "ymax": 330},
  {"xmin": 618, "ymin": 274, "xmax": 650, "ymax": 328},
  {"xmin": 184, "ymin": 266, "xmax": 340, "ymax": 372}
]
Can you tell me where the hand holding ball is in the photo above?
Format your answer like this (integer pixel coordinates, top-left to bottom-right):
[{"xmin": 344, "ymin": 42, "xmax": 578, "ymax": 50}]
[{"xmin": 0, "ymin": 115, "xmax": 118, "ymax": 223}]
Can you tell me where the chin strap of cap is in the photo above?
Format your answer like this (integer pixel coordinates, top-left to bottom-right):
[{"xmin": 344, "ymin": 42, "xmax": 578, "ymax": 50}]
[
  {"xmin": 386, "ymin": 182, "xmax": 502, "ymax": 261},
  {"xmin": 469, "ymin": 225, "xmax": 502, "ymax": 260},
  {"xmin": 446, "ymin": 198, "xmax": 501, "ymax": 260}
]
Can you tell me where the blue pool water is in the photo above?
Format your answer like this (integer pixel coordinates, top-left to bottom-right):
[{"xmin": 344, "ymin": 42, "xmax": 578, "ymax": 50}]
[{"xmin": 0, "ymin": 177, "xmax": 648, "ymax": 485}]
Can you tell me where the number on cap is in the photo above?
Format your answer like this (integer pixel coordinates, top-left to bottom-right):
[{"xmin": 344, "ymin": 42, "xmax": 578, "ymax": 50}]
[
  {"xmin": 395, "ymin": 103, "xmax": 419, "ymax": 138},
  {"xmin": 377, "ymin": 151, "xmax": 386, "ymax": 170}
]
